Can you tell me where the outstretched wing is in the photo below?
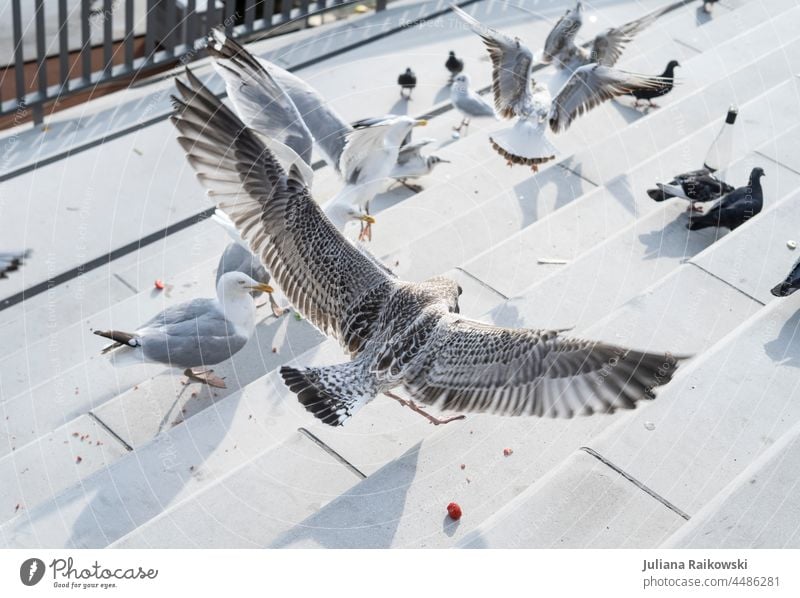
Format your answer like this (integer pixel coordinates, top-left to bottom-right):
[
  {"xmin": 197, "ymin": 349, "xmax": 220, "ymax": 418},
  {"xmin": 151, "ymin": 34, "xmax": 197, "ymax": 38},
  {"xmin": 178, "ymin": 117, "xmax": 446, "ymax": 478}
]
[
  {"xmin": 207, "ymin": 29, "xmax": 315, "ymax": 167},
  {"xmin": 549, "ymin": 64, "xmax": 667, "ymax": 133},
  {"xmin": 451, "ymin": 5, "xmax": 534, "ymax": 119},
  {"xmin": 402, "ymin": 314, "xmax": 684, "ymax": 418},
  {"xmin": 542, "ymin": 4, "xmax": 582, "ymax": 64},
  {"xmin": 396, "ymin": 137, "xmax": 435, "ymax": 166},
  {"xmin": 171, "ymin": 68, "xmax": 397, "ymax": 350}
]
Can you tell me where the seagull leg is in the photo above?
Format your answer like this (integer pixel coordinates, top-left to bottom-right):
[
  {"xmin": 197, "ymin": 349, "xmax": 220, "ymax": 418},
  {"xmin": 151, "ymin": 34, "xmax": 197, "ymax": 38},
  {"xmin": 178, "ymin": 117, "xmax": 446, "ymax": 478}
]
[
  {"xmin": 183, "ymin": 368, "xmax": 227, "ymax": 389},
  {"xmin": 385, "ymin": 391, "xmax": 466, "ymax": 425},
  {"xmin": 530, "ymin": 164, "xmax": 539, "ymax": 173},
  {"xmin": 400, "ymin": 179, "xmax": 423, "ymax": 193},
  {"xmin": 268, "ymin": 293, "xmax": 286, "ymax": 317}
]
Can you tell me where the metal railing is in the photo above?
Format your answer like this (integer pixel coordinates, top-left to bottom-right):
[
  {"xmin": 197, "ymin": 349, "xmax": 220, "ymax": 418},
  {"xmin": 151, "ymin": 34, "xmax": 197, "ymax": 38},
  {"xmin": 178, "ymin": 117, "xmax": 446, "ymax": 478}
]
[{"xmin": 2, "ymin": 0, "xmax": 387, "ymax": 127}]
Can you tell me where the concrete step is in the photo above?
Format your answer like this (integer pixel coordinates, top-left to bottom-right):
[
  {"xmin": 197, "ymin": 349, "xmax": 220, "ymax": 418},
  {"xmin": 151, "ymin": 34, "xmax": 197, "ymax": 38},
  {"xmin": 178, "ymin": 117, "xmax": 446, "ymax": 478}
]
[{"xmin": 663, "ymin": 417, "xmax": 800, "ymax": 548}]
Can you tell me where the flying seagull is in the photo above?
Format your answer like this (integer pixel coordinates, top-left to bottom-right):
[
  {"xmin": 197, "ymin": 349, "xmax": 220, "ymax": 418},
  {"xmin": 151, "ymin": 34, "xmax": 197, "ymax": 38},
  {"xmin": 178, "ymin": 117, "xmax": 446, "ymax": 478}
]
[
  {"xmin": 542, "ymin": 0, "xmax": 684, "ymax": 70},
  {"xmin": 771, "ymin": 255, "xmax": 800, "ymax": 297},
  {"xmin": 452, "ymin": 5, "xmax": 669, "ymax": 170},
  {"xmin": 94, "ymin": 272, "xmax": 274, "ymax": 388},
  {"xmin": 648, "ymin": 167, "xmax": 735, "ymax": 211},
  {"xmin": 207, "ymin": 29, "xmax": 425, "ymax": 240},
  {"xmin": 170, "ymin": 67, "xmax": 686, "ymax": 427},
  {"xmin": 390, "ymin": 137, "xmax": 449, "ymax": 192},
  {"xmin": 450, "ymin": 73, "xmax": 497, "ymax": 136},
  {"xmin": 0, "ymin": 250, "xmax": 31, "ymax": 279},
  {"xmin": 687, "ymin": 167, "xmax": 765, "ymax": 231}
]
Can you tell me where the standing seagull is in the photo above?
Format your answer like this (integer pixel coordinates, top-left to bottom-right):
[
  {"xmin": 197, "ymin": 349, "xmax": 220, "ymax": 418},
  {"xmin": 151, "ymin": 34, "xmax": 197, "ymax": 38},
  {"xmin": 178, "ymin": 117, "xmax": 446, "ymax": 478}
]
[
  {"xmin": 445, "ymin": 50, "xmax": 464, "ymax": 83},
  {"xmin": 630, "ymin": 60, "xmax": 679, "ymax": 108},
  {"xmin": 94, "ymin": 272, "xmax": 274, "ymax": 388},
  {"xmin": 687, "ymin": 167, "xmax": 765, "ymax": 231},
  {"xmin": 771, "ymin": 255, "xmax": 800, "ymax": 297},
  {"xmin": 398, "ymin": 68, "xmax": 417, "ymax": 99},
  {"xmin": 452, "ymin": 5, "xmax": 668, "ymax": 170},
  {"xmin": 450, "ymin": 73, "xmax": 496, "ymax": 136},
  {"xmin": 207, "ymin": 30, "xmax": 425, "ymax": 240},
  {"xmin": 0, "ymin": 250, "xmax": 30, "ymax": 279},
  {"xmin": 171, "ymin": 68, "xmax": 687, "ymax": 427}
]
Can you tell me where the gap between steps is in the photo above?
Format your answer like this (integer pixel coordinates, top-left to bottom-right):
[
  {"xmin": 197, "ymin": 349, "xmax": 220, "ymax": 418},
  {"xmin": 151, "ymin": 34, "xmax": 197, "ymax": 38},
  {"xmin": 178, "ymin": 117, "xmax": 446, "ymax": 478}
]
[
  {"xmin": 579, "ymin": 446, "xmax": 691, "ymax": 521},
  {"xmin": 297, "ymin": 427, "xmax": 367, "ymax": 479},
  {"xmin": 686, "ymin": 262, "xmax": 766, "ymax": 307},
  {"xmin": 87, "ymin": 411, "xmax": 134, "ymax": 453},
  {"xmin": 452, "ymin": 267, "xmax": 509, "ymax": 300}
]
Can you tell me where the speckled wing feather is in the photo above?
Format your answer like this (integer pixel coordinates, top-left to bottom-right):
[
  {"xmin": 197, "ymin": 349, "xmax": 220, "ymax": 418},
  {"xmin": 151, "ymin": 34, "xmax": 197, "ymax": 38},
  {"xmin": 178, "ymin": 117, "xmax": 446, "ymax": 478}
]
[
  {"xmin": 451, "ymin": 5, "xmax": 533, "ymax": 119},
  {"xmin": 542, "ymin": 4, "xmax": 582, "ymax": 64},
  {"xmin": 549, "ymin": 64, "xmax": 667, "ymax": 133},
  {"xmin": 402, "ymin": 313, "xmax": 683, "ymax": 418},
  {"xmin": 171, "ymin": 68, "xmax": 397, "ymax": 350}
]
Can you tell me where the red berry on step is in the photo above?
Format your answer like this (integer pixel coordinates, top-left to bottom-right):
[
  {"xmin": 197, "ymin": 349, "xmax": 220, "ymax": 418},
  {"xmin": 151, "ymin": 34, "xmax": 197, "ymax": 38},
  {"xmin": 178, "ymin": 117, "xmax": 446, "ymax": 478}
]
[
  {"xmin": 154, "ymin": 279, "xmax": 165, "ymax": 290},
  {"xmin": 503, "ymin": 448, "xmax": 513, "ymax": 457},
  {"xmin": 447, "ymin": 502, "xmax": 462, "ymax": 520}
]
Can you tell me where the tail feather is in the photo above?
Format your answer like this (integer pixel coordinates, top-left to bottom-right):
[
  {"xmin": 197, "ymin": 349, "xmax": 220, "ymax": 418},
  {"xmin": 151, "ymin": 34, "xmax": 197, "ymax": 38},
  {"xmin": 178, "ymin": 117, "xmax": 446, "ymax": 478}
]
[
  {"xmin": 280, "ymin": 361, "xmax": 379, "ymax": 426},
  {"xmin": 93, "ymin": 329, "xmax": 139, "ymax": 354}
]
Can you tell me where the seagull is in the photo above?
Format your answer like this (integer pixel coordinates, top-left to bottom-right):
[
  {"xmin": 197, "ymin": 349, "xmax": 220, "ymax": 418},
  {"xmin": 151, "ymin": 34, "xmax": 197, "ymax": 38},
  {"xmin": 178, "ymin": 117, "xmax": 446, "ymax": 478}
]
[
  {"xmin": 542, "ymin": 0, "xmax": 683, "ymax": 70},
  {"xmin": 171, "ymin": 68, "xmax": 687, "ymax": 427},
  {"xmin": 398, "ymin": 67, "xmax": 417, "ymax": 99},
  {"xmin": 0, "ymin": 250, "xmax": 30, "ymax": 279},
  {"xmin": 687, "ymin": 167, "xmax": 765, "ymax": 231},
  {"xmin": 648, "ymin": 167, "xmax": 734, "ymax": 211},
  {"xmin": 452, "ymin": 5, "xmax": 668, "ymax": 171},
  {"xmin": 449, "ymin": 73, "xmax": 496, "ymax": 136},
  {"xmin": 630, "ymin": 60, "xmax": 680, "ymax": 108},
  {"xmin": 445, "ymin": 50, "xmax": 464, "ymax": 83},
  {"xmin": 207, "ymin": 29, "xmax": 425, "ymax": 241},
  {"xmin": 94, "ymin": 272, "xmax": 274, "ymax": 388},
  {"xmin": 771, "ymin": 255, "xmax": 800, "ymax": 297},
  {"xmin": 390, "ymin": 138, "xmax": 449, "ymax": 192}
]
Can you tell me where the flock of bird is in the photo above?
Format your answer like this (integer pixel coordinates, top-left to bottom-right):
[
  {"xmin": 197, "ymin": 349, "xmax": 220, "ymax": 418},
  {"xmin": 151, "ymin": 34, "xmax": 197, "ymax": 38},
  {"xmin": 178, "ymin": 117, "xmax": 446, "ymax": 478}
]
[{"xmin": 4, "ymin": 2, "xmax": 795, "ymax": 430}]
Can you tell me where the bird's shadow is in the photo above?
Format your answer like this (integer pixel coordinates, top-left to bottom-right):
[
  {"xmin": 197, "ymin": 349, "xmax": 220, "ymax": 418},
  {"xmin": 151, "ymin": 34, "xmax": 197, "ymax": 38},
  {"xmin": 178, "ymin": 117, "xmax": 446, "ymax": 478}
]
[
  {"xmin": 268, "ymin": 442, "xmax": 422, "ymax": 548},
  {"xmin": 695, "ymin": 6, "xmax": 712, "ymax": 25},
  {"xmin": 512, "ymin": 163, "xmax": 590, "ymax": 230},
  {"xmin": 764, "ymin": 306, "xmax": 800, "ymax": 368},
  {"xmin": 638, "ymin": 210, "xmax": 720, "ymax": 260},
  {"xmin": 389, "ymin": 97, "xmax": 410, "ymax": 116},
  {"xmin": 434, "ymin": 84, "xmax": 452, "ymax": 104}
]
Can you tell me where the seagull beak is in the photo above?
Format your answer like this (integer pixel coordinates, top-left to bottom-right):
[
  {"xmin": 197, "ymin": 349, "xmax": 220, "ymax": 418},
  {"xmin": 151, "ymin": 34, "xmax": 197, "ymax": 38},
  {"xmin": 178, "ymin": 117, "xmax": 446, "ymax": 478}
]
[
  {"xmin": 249, "ymin": 282, "xmax": 275, "ymax": 294},
  {"xmin": 359, "ymin": 214, "xmax": 377, "ymax": 225},
  {"xmin": 414, "ymin": 119, "xmax": 428, "ymax": 127},
  {"xmin": 438, "ymin": 158, "xmax": 451, "ymax": 164}
]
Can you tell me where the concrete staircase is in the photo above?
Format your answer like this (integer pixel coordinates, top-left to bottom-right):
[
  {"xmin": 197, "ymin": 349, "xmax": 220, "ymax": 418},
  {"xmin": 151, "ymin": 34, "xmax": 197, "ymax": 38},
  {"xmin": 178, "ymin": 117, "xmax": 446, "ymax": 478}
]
[{"xmin": 1, "ymin": 0, "xmax": 799, "ymax": 548}]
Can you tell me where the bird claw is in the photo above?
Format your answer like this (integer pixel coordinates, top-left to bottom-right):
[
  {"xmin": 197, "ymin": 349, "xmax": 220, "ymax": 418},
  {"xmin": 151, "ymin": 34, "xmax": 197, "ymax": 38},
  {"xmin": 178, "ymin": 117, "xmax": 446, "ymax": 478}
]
[
  {"xmin": 184, "ymin": 368, "xmax": 227, "ymax": 389},
  {"xmin": 358, "ymin": 221, "xmax": 373, "ymax": 242},
  {"xmin": 385, "ymin": 391, "xmax": 466, "ymax": 426}
]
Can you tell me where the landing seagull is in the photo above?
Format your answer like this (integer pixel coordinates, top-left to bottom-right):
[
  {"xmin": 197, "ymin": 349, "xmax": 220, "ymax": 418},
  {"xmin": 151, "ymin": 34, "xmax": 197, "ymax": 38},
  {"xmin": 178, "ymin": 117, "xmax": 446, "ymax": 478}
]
[
  {"xmin": 452, "ymin": 5, "xmax": 670, "ymax": 171},
  {"xmin": 170, "ymin": 67, "xmax": 687, "ymax": 427}
]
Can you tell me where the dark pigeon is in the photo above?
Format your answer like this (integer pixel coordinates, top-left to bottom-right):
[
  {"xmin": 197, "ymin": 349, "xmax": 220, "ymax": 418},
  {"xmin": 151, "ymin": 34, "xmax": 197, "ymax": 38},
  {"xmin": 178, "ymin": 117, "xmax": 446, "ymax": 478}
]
[
  {"xmin": 771, "ymin": 256, "xmax": 800, "ymax": 297},
  {"xmin": 631, "ymin": 60, "xmax": 679, "ymax": 107},
  {"xmin": 445, "ymin": 51, "xmax": 464, "ymax": 83},
  {"xmin": 687, "ymin": 167, "xmax": 765, "ymax": 231},
  {"xmin": 648, "ymin": 167, "xmax": 735, "ymax": 205},
  {"xmin": 398, "ymin": 68, "xmax": 417, "ymax": 99}
]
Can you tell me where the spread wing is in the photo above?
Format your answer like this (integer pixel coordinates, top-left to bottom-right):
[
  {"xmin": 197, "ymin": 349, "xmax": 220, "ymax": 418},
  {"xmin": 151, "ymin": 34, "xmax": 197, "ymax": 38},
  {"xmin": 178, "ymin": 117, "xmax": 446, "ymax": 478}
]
[
  {"xmin": 171, "ymin": 68, "xmax": 397, "ymax": 350},
  {"xmin": 339, "ymin": 121, "xmax": 396, "ymax": 185},
  {"xmin": 549, "ymin": 64, "xmax": 668, "ymax": 133},
  {"xmin": 451, "ymin": 5, "xmax": 534, "ymax": 119},
  {"xmin": 396, "ymin": 138, "xmax": 434, "ymax": 165},
  {"xmin": 207, "ymin": 29, "xmax": 314, "ymax": 167},
  {"xmin": 0, "ymin": 250, "xmax": 30, "ymax": 278},
  {"xmin": 402, "ymin": 314, "xmax": 683, "ymax": 418},
  {"xmin": 591, "ymin": 0, "xmax": 685, "ymax": 66},
  {"xmin": 542, "ymin": 5, "xmax": 582, "ymax": 64}
]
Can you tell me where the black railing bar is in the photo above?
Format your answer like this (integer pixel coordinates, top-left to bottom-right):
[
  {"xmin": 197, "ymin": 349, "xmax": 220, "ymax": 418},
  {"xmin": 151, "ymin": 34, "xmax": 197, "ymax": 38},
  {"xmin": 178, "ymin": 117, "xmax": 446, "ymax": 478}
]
[
  {"xmin": 144, "ymin": 0, "xmax": 155, "ymax": 63},
  {"xmin": 58, "ymin": 0, "xmax": 70, "ymax": 89},
  {"xmin": 103, "ymin": 0, "xmax": 114, "ymax": 76},
  {"xmin": 12, "ymin": 0, "xmax": 25, "ymax": 104},
  {"xmin": 244, "ymin": 0, "xmax": 256, "ymax": 32},
  {"xmin": 187, "ymin": 0, "xmax": 198, "ymax": 53},
  {"xmin": 34, "ymin": 0, "xmax": 48, "ymax": 101},
  {"xmin": 81, "ymin": 0, "xmax": 92, "ymax": 82},
  {"xmin": 124, "ymin": 0, "xmax": 135, "ymax": 68},
  {"xmin": 224, "ymin": 0, "xmax": 237, "ymax": 34}
]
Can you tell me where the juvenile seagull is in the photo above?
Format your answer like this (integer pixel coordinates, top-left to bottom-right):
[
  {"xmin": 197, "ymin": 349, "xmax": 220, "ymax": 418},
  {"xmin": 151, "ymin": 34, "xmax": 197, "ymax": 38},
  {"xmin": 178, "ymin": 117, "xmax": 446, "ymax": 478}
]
[
  {"xmin": 450, "ymin": 73, "xmax": 497, "ymax": 136},
  {"xmin": 207, "ymin": 29, "xmax": 425, "ymax": 240},
  {"xmin": 542, "ymin": 0, "xmax": 684, "ymax": 70},
  {"xmin": 390, "ymin": 138, "xmax": 449, "ymax": 191},
  {"xmin": 771, "ymin": 255, "xmax": 800, "ymax": 297},
  {"xmin": 688, "ymin": 167, "xmax": 765, "ymax": 231},
  {"xmin": 648, "ymin": 167, "xmax": 734, "ymax": 211},
  {"xmin": 0, "ymin": 250, "xmax": 30, "ymax": 279},
  {"xmin": 452, "ymin": 5, "xmax": 668, "ymax": 170},
  {"xmin": 94, "ymin": 272, "xmax": 274, "ymax": 388},
  {"xmin": 171, "ymin": 68, "xmax": 686, "ymax": 427}
]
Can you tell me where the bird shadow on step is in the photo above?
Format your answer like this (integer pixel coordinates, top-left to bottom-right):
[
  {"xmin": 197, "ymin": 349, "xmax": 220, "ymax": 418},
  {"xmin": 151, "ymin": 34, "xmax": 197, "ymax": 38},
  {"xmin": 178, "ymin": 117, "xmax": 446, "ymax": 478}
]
[
  {"xmin": 695, "ymin": 6, "xmax": 712, "ymax": 25},
  {"xmin": 370, "ymin": 186, "xmax": 416, "ymax": 214},
  {"xmin": 764, "ymin": 307, "xmax": 800, "ymax": 368},
  {"xmin": 512, "ymin": 164, "xmax": 590, "ymax": 230},
  {"xmin": 434, "ymin": 84, "xmax": 451, "ymax": 104},
  {"xmin": 389, "ymin": 97, "xmax": 410, "ymax": 116},
  {"xmin": 637, "ymin": 211, "xmax": 718, "ymax": 260},
  {"xmin": 609, "ymin": 98, "xmax": 648, "ymax": 125},
  {"xmin": 268, "ymin": 442, "xmax": 422, "ymax": 548}
]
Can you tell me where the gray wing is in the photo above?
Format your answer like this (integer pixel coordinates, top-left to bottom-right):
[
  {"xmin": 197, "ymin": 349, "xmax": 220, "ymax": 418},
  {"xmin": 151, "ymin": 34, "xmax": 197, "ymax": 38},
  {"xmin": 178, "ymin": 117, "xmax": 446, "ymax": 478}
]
[
  {"xmin": 452, "ymin": 5, "xmax": 533, "ymax": 119},
  {"xmin": 542, "ymin": 4, "xmax": 582, "ymax": 64},
  {"xmin": 401, "ymin": 314, "xmax": 683, "ymax": 418},
  {"xmin": 592, "ymin": 0, "xmax": 685, "ymax": 66},
  {"xmin": 216, "ymin": 242, "xmax": 271, "ymax": 296},
  {"xmin": 207, "ymin": 29, "xmax": 314, "ymax": 165},
  {"xmin": 139, "ymin": 298, "xmax": 219, "ymax": 330},
  {"xmin": 454, "ymin": 91, "xmax": 497, "ymax": 118},
  {"xmin": 0, "ymin": 250, "xmax": 30, "ymax": 278},
  {"xmin": 396, "ymin": 138, "xmax": 434, "ymax": 166},
  {"xmin": 549, "ymin": 64, "xmax": 667, "ymax": 133},
  {"xmin": 171, "ymin": 68, "xmax": 398, "ymax": 351}
]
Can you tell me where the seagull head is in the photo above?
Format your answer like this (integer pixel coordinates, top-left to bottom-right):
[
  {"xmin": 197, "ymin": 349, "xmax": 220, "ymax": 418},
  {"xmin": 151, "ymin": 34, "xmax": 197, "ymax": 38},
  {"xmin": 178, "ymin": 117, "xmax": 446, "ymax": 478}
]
[
  {"xmin": 427, "ymin": 155, "xmax": 451, "ymax": 170},
  {"xmin": 218, "ymin": 271, "xmax": 274, "ymax": 300},
  {"xmin": 452, "ymin": 73, "xmax": 470, "ymax": 93}
]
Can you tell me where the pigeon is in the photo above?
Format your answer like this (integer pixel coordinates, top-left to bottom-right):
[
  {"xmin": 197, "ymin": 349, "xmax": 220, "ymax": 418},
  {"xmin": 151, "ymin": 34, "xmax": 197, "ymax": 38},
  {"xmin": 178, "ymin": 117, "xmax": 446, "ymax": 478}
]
[
  {"xmin": 630, "ymin": 60, "xmax": 679, "ymax": 107},
  {"xmin": 445, "ymin": 50, "xmax": 464, "ymax": 83},
  {"xmin": 647, "ymin": 167, "xmax": 735, "ymax": 211},
  {"xmin": 771, "ymin": 256, "xmax": 800, "ymax": 297},
  {"xmin": 0, "ymin": 250, "xmax": 31, "ymax": 279},
  {"xmin": 450, "ymin": 73, "xmax": 496, "ymax": 135},
  {"xmin": 398, "ymin": 68, "xmax": 417, "ymax": 99},
  {"xmin": 687, "ymin": 167, "xmax": 765, "ymax": 231}
]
